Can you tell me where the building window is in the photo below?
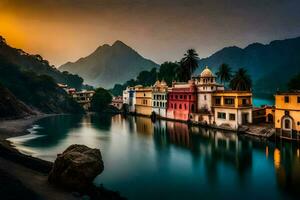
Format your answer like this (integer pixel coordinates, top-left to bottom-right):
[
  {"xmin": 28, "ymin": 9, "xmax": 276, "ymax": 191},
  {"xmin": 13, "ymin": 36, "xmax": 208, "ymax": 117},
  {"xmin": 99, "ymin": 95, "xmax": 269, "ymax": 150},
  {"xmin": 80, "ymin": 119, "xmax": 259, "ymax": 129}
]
[
  {"xmin": 284, "ymin": 119, "xmax": 291, "ymax": 129},
  {"xmin": 184, "ymin": 104, "xmax": 187, "ymax": 110},
  {"xmin": 215, "ymin": 97, "xmax": 221, "ymax": 105},
  {"xmin": 171, "ymin": 103, "xmax": 173, "ymax": 108},
  {"xmin": 189, "ymin": 95, "xmax": 191, "ymax": 100},
  {"xmin": 224, "ymin": 98, "xmax": 235, "ymax": 105},
  {"xmin": 217, "ymin": 112, "xmax": 226, "ymax": 119},
  {"xmin": 184, "ymin": 95, "xmax": 187, "ymax": 99},
  {"xmin": 180, "ymin": 95, "xmax": 183, "ymax": 99},
  {"xmin": 191, "ymin": 104, "xmax": 195, "ymax": 112},
  {"xmin": 174, "ymin": 104, "xmax": 177, "ymax": 109},
  {"xmin": 284, "ymin": 96, "xmax": 289, "ymax": 103},
  {"xmin": 229, "ymin": 114, "xmax": 236, "ymax": 121},
  {"xmin": 298, "ymin": 96, "xmax": 300, "ymax": 103},
  {"xmin": 160, "ymin": 102, "xmax": 162, "ymax": 107},
  {"xmin": 170, "ymin": 95, "xmax": 173, "ymax": 99},
  {"xmin": 175, "ymin": 95, "xmax": 178, "ymax": 99},
  {"xmin": 144, "ymin": 93, "xmax": 146, "ymax": 97},
  {"xmin": 242, "ymin": 98, "xmax": 248, "ymax": 105},
  {"xmin": 204, "ymin": 95, "xmax": 207, "ymax": 100}
]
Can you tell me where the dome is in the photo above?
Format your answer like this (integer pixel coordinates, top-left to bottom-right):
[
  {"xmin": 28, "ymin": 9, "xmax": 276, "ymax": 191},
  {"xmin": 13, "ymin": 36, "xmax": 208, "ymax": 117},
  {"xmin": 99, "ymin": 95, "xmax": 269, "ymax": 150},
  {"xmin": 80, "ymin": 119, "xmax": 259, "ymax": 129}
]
[
  {"xmin": 200, "ymin": 66, "xmax": 213, "ymax": 77},
  {"xmin": 161, "ymin": 80, "xmax": 167, "ymax": 86},
  {"xmin": 154, "ymin": 80, "xmax": 161, "ymax": 86}
]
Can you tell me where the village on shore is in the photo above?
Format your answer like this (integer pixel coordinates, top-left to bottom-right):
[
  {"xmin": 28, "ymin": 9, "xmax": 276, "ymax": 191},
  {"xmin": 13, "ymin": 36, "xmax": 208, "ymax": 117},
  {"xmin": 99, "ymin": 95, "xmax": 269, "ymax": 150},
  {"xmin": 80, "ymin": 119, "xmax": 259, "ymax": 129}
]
[{"xmin": 59, "ymin": 66, "xmax": 300, "ymax": 141}]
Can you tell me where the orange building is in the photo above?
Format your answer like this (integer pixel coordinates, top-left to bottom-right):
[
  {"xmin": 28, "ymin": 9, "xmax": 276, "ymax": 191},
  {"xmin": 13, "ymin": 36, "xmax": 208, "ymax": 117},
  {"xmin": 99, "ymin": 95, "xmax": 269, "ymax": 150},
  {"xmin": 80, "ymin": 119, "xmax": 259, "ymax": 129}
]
[
  {"xmin": 275, "ymin": 91, "xmax": 300, "ymax": 140},
  {"xmin": 135, "ymin": 85, "xmax": 153, "ymax": 116}
]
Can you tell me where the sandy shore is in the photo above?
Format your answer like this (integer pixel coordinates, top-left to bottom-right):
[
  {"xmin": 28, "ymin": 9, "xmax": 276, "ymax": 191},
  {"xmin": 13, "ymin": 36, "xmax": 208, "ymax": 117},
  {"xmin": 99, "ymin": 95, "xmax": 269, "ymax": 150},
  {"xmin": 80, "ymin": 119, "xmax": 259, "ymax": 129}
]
[
  {"xmin": 0, "ymin": 114, "xmax": 80, "ymax": 200},
  {"xmin": 0, "ymin": 114, "xmax": 54, "ymax": 140},
  {"xmin": 0, "ymin": 114, "xmax": 124, "ymax": 200}
]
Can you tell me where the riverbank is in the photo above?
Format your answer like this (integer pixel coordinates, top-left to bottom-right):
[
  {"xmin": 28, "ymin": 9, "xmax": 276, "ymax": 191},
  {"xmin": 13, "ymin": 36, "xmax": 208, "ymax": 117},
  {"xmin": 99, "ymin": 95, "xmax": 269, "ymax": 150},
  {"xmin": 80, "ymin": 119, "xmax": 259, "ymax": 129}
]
[{"xmin": 0, "ymin": 114, "xmax": 125, "ymax": 200}]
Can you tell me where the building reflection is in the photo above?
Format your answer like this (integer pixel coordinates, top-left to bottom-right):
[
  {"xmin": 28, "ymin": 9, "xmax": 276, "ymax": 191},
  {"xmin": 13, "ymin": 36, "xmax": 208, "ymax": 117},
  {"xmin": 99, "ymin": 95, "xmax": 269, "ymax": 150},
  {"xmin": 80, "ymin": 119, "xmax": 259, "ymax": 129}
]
[
  {"xmin": 151, "ymin": 117, "xmax": 253, "ymax": 184},
  {"xmin": 136, "ymin": 116, "xmax": 154, "ymax": 136},
  {"xmin": 268, "ymin": 142, "xmax": 300, "ymax": 197}
]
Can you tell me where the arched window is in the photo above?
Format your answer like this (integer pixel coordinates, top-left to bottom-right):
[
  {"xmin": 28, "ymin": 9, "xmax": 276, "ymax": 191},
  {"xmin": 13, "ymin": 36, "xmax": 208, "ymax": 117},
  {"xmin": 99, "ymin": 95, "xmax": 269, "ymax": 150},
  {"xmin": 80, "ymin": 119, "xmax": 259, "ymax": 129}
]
[
  {"xmin": 284, "ymin": 119, "xmax": 291, "ymax": 129},
  {"xmin": 171, "ymin": 103, "xmax": 173, "ymax": 108},
  {"xmin": 184, "ymin": 104, "xmax": 187, "ymax": 110},
  {"xmin": 174, "ymin": 103, "xmax": 177, "ymax": 109},
  {"xmin": 179, "ymin": 104, "xmax": 182, "ymax": 109}
]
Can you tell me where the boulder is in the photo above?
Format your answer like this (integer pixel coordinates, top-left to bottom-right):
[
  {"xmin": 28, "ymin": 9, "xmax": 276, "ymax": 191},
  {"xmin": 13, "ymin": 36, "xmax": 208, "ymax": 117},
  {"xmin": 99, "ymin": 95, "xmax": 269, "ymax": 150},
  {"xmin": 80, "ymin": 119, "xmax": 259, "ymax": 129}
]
[{"xmin": 48, "ymin": 144, "xmax": 104, "ymax": 191}]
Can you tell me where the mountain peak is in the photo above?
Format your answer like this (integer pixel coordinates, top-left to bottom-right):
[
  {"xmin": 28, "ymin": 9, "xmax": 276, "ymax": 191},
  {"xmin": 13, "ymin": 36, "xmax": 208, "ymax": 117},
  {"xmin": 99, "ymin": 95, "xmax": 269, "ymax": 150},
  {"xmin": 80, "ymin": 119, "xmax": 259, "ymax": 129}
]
[{"xmin": 112, "ymin": 40, "xmax": 128, "ymax": 47}]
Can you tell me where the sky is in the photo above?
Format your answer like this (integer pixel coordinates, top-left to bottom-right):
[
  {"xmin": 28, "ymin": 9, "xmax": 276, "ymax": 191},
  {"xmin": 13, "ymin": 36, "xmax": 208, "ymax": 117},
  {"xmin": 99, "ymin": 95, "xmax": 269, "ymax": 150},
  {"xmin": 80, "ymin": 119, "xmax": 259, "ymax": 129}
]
[{"xmin": 0, "ymin": 0, "xmax": 300, "ymax": 66}]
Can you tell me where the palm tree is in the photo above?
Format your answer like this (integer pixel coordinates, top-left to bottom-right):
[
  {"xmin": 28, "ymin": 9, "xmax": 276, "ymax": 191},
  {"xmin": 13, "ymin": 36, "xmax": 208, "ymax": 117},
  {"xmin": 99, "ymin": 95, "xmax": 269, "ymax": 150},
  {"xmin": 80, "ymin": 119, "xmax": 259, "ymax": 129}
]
[
  {"xmin": 216, "ymin": 63, "xmax": 232, "ymax": 85},
  {"xmin": 177, "ymin": 49, "xmax": 199, "ymax": 81},
  {"xmin": 230, "ymin": 68, "xmax": 252, "ymax": 91}
]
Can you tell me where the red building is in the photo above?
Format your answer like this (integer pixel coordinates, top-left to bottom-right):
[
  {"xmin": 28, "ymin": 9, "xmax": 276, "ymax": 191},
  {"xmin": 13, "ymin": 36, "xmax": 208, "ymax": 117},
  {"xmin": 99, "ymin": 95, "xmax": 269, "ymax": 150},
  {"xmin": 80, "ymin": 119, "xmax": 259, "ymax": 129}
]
[{"xmin": 166, "ymin": 80, "xmax": 197, "ymax": 121}]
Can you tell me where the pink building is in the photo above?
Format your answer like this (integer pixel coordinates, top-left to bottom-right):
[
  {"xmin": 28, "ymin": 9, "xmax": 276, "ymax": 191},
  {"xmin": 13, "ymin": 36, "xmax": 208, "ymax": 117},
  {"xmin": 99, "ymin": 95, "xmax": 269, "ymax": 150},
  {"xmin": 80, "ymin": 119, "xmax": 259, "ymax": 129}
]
[{"xmin": 166, "ymin": 80, "xmax": 197, "ymax": 121}]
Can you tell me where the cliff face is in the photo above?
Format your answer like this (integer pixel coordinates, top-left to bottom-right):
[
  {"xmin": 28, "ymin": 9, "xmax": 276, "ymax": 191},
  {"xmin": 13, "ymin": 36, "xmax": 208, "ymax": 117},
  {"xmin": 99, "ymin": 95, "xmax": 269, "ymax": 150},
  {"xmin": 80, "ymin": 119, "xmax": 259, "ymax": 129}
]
[
  {"xmin": 0, "ymin": 57, "xmax": 84, "ymax": 114},
  {"xmin": 60, "ymin": 40, "xmax": 159, "ymax": 88},
  {"xmin": 0, "ymin": 84, "xmax": 35, "ymax": 119}
]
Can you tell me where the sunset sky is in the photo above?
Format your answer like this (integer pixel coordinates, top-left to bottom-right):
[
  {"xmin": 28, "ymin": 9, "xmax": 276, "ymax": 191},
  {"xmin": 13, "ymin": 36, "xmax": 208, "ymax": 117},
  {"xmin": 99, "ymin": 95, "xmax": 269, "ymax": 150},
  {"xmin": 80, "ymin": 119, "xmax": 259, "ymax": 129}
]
[{"xmin": 1, "ymin": 0, "xmax": 300, "ymax": 66}]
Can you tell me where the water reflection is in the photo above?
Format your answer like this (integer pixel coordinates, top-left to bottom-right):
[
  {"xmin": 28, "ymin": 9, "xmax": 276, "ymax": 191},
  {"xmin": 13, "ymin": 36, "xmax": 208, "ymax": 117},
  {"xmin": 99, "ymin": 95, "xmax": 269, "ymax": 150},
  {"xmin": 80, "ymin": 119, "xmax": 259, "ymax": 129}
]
[{"xmin": 8, "ymin": 114, "xmax": 300, "ymax": 199}]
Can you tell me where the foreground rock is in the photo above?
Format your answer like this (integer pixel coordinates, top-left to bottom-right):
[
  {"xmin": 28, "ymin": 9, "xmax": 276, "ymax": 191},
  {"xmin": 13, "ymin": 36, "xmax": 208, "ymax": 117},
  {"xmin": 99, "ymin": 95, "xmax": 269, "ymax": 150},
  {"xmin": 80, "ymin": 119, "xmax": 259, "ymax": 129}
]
[{"xmin": 48, "ymin": 144, "xmax": 104, "ymax": 191}]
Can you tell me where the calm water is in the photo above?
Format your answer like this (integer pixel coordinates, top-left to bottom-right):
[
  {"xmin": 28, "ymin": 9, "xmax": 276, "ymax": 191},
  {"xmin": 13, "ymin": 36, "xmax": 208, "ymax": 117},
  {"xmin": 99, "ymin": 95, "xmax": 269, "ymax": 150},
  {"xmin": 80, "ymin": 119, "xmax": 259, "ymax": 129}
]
[
  {"xmin": 9, "ymin": 114, "xmax": 299, "ymax": 200},
  {"xmin": 253, "ymin": 98, "xmax": 274, "ymax": 107}
]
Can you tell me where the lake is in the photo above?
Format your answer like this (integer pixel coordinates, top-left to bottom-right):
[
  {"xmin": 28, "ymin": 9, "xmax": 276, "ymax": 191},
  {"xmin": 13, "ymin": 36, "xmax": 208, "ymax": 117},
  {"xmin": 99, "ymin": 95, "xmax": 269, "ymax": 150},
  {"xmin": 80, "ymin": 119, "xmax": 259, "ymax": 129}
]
[{"xmin": 9, "ymin": 114, "xmax": 299, "ymax": 200}]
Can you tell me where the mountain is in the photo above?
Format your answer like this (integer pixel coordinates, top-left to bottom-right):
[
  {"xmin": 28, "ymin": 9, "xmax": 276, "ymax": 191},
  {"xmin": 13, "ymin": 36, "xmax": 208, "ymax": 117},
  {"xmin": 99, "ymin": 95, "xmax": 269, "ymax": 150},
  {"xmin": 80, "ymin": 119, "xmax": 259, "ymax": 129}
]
[
  {"xmin": 0, "ymin": 38, "xmax": 84, "ymax": 114},
  {"xmin": 0, "ymin": 84, "xmax": 35, "ymax": 119},
  {"xmin": 195, "ymin": 37, "xmax": 300, "ymax": 95},
  {"xmin": 0, "ymin": 36, "xmax": 84, "ymax": 89},
  {"xmin": 59, "ymin": 40, "xmax": 159, "ymax": 88}
]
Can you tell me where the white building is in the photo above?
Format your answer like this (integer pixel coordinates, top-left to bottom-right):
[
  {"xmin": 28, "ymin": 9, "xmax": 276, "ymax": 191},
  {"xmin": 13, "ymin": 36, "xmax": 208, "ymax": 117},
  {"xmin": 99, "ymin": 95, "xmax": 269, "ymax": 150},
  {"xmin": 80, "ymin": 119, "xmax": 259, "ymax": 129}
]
[
  {"xmin": 123, "ymin": 86, "xmax": 136, "ymax": 113},
  {"xmin": 152, "ymin": 80, "xmax": 168, "ymax": 118},
  {"xmin": 212, "ymin": 91, "xmax": 253, "ymax": 130},
  {"xmin": 193, "ymin": 66, "xmax": 224, "ymax": 113}
]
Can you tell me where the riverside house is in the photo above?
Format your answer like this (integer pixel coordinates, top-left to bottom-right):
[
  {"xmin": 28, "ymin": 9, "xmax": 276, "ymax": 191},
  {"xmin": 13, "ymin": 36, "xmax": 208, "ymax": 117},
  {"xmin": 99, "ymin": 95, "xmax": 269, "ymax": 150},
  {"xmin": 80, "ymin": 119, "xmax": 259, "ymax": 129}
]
[
  {"xmin": 274, "ymin": 91, "xmax": 300, "ymax": 140},
  {"xmin": 135, "ymin": 85, "xmax": 153, "ymax": 116},
  {"xmin": 72, "ymin": 90, "xmax": 95, "ymax": 110},
  {"xmin": 152, "ymin": 80, "xmax": 168, "ymax": 118},
  {"xmin": 111, "ymin": 96, "xmax": 123, "ymax": 110},
  {"xmin": 123, "ymin": 86, "xmax": 136, "ymax": 113},
  {"xmin": 166, "ymin": 80, "xmax": 198, "ymax": 121},
  {"xmin": 212, "ymin": 90, "xmax": 253, "ymax": 130}
]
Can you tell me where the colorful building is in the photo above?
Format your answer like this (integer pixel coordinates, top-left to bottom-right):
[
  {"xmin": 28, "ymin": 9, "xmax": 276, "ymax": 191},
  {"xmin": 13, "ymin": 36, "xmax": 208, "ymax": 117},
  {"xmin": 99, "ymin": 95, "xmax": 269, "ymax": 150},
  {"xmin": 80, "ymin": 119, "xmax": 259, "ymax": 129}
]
[
  {"xmin": 212, "ymin": 90, "xmax": 253, "ymax": 130},
  {"xmin": 274, "ymin": 91, "xmax": 300, "ymax": 139},
  {"xmin": 135, "ymin": 85, "xmax": 153, "ymax": 116},
  {"xmin": 123, "ymin": 86, "xmax": 136, "ymax": 113},
  {"xmin": 152, "ymin": 80, "xmax": 168, "ymax": 118},
  {"xmin": 167, "ymin": 80, "xmax": 197, "ymax": 121}
]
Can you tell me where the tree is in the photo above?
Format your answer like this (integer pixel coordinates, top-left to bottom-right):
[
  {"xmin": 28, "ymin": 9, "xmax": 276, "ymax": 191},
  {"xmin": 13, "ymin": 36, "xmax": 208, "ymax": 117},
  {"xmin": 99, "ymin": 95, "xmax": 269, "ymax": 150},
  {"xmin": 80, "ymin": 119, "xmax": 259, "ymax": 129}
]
[
  {"xmin": 91, "ymin": 88, "xmax": 112, "ymax": 112},
  {"xmin": 230, "ymin": 68, "xmax": 252, "ymax": 91},
  {"xmin": 288, "ymin": 73, "xmax": 300, "ymax": 90},
  {"xmin": 158, "ymin": 62, "xmax": 179, "ymax": 85},
  {"xmin": 216, "ymin": 63, "xmax": 232, "ymax": 85},
  {"xmin": 177, "ymin": 49, "xmax": 199, "ymax": 82},
  {"xmin": 136, "ymin": 67, "xmax": 157, "ymax": 86}
]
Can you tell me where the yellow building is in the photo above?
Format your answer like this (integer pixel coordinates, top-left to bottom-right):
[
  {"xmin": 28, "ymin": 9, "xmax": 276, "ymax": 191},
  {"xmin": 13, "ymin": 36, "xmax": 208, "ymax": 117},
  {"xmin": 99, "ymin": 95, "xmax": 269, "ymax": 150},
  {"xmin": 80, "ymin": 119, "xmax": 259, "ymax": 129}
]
[
  {"xmin": 135, "ymin": 85, "xmax": 153, "ymax": 116},
  {"xmin": 275, "ymin": 92, "xmax": 300, "ymax": 139},
  {"xmin": 212, "ymin": 91, "xmax": 253, "ymax": 130}
]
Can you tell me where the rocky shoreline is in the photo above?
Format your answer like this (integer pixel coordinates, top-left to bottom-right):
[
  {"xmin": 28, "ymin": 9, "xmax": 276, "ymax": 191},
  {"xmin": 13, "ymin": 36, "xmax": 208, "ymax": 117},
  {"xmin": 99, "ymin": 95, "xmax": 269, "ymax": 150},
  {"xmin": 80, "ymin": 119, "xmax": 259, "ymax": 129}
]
[{"xmin": 0, "ymin": 114, "xmax": 125, "ymax": 200}]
